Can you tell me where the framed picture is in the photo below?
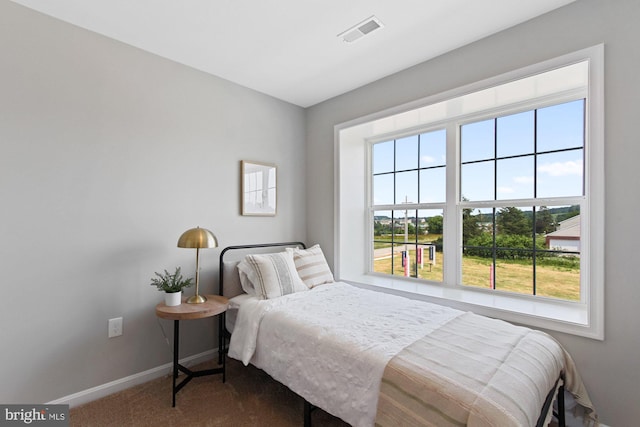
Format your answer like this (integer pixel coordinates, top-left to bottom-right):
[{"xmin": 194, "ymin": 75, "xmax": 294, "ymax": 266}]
[{"xmin": 241, "ymin": 160, "xmax": 277, "ymax": 216}]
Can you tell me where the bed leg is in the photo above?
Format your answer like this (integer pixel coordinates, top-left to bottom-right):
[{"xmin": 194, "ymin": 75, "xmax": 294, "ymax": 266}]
[
  {"xmin": 304, "ymin": 400, "xmax": 313, "ymax": 427},
  {"xmin": 557, "ymin": 383, "xmax": 566, "ymax": 427},
  {"xmin": 538, "ymin": 375, "xmax": 564, "ymax": 427}
]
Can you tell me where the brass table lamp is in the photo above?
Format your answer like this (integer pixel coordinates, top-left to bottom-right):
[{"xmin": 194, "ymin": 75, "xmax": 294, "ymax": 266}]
[{"xmin": 177, "ymin": 226, "xmax": 218, "ymax": 303}]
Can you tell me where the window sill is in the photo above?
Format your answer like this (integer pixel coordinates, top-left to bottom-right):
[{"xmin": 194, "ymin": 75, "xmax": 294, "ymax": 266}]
[{"xmin": 342, "ymin": 273, "xmax": 598, "ymax": 339}]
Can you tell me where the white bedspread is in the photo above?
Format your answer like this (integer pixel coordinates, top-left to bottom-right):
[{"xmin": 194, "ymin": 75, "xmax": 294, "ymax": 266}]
[{"xmin": 228, "ymin": 282, "xmax": 462, "ymax": 427}]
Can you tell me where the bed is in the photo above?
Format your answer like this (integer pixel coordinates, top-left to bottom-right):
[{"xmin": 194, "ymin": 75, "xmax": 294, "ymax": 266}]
[{"xmin": 217, "ymin": 242, "xmax": 598, "ymax": 427}]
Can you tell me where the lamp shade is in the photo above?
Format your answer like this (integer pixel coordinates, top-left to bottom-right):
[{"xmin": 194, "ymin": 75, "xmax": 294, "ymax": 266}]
[{"xmin": 177, "ymin": 227, "xmax": 218, "ymax": 249}]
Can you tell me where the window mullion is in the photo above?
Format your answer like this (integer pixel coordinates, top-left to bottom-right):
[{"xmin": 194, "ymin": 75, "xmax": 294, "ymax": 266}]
[{"xmin": 444, "ymin": 122, "xmax": 459, "ymax": 285}]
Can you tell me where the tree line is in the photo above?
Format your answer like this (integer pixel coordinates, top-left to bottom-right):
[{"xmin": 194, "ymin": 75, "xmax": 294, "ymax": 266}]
[
  {"xmin": 374, "ymin": 205, "xmax": 579, "ymax": 239},
  {"xmin": 374, "ymin": 205, "xmax": 580, "ymax": 261},
  {"xmin": 463, "ymin": 205, "xmax": 580, "ymax": 260}
]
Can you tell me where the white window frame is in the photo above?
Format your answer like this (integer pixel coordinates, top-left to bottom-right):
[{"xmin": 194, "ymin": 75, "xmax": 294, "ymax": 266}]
[{"xmin": 335, "ymin": 45, "xmax": 604, "ymax": 339}]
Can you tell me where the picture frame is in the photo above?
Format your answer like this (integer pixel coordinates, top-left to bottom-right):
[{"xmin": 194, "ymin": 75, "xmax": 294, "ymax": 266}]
[{"xmin": 241, "ymin": 160, "xmax": 277, "ymax": 216}]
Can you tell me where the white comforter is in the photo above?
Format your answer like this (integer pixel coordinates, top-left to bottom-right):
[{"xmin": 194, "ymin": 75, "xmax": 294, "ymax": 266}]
[{"xmin": 228, "ymin": 282, "xmax": 463, "ymax": 427}]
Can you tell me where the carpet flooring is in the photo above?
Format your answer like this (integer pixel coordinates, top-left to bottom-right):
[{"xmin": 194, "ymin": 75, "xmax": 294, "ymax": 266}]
[
  {"xmin": 69, "ymin": 358, "xmax": 349, "ymax": 426},
  {"xmin": 69, "ymin": 357, "xmax": 562, "ymax": 426}
]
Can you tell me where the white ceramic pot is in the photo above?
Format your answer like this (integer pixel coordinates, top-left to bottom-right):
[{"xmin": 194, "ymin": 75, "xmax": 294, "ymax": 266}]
[{"xmin": 164, "ymin": 291, "xmax": 182, "ymax": 306}]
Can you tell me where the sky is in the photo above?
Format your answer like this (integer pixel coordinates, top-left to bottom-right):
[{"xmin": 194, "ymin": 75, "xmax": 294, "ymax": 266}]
[{"xmin": 372, "ymin": 99, "xmax": 584, "ymax": 209}]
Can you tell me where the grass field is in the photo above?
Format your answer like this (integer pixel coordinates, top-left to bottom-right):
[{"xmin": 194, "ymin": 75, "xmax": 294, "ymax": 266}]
[{"xmin": 373, "ymin": 245, "xmax": 580, "ymax": 301}]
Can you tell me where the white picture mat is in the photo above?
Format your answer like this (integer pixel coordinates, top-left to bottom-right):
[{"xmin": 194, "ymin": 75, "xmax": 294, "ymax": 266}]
[{"xmin": 242, "ymin": 160, "xmax": 276, "ymax": 216}]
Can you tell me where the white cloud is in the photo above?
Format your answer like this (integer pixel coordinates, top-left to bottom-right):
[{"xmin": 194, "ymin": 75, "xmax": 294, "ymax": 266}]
[
  {"xmin": 538, "ymin": 160, "xmax": 582, "ymax": 176},
  {"xmin": 514, "ymin": 176, "xmax": 534, "ymax": 184},
  {"xmin": 421, "ymin": 155, "xmax": 435, "ymax": 164},
  {"xmin": 497, "ymin": 186, "xmax": 515, "ymax": 194}
]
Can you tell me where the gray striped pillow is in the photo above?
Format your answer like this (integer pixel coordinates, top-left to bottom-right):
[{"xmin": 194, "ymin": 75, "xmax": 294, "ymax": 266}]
[
  {"xmin": 237, "ymin": 251, "xmax": 308, "ymax": 299},
  {"xmin": 287, "ymin": 245, "xmax": 334, "ymax": 288}
]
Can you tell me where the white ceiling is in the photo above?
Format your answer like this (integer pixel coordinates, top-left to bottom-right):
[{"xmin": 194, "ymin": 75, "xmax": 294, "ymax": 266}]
[{"xmin": 11, "ymin": 0, "xmax": 575, "ymax": 107}]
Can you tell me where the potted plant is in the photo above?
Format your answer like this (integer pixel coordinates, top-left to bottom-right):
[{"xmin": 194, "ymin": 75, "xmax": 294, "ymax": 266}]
[{"xmin": 150, "ymin": 267, "xmax": 194, "ymax": 306}]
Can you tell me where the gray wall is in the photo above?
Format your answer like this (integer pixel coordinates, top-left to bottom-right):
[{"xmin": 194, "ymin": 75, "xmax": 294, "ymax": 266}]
[
  {"xmin": 0, "ymin": 1, "xmax": 305, "ymax": 404},
  {"xmin": 306, "ymin": 0, "xmax": 639, "ymax": 426},
  {"xmin": 2, "ymin": 0, "xmax": 638, "ymax": 425}
]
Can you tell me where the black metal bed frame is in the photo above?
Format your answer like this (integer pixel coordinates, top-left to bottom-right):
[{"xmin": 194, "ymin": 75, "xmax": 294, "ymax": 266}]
[
  {"xmin": 539, "ymin": 374, "xmax": 566, "ymax": 427},
  {"xmin": 217, "ymin": 242, "xmax": 565, "ymax": 427}
]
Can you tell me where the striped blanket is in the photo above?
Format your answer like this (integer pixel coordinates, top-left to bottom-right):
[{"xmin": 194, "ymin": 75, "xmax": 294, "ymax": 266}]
[{"xmin": 375, "ymin": 312, "xmax": 598, "ymax": 427}]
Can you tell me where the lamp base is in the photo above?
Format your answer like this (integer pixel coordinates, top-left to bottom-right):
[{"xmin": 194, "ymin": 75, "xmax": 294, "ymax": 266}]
[{"xmin": 186, "ymin": 294, "xmax": 207, "ymax": 304}]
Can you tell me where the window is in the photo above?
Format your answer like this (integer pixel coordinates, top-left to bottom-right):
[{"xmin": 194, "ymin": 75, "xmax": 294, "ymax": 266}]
[
  {"xmin": 372, "ymin": 130, "xmax": 446, "ymax": 282},
  {"xmin": 371, "ymin": 99, "xmax": 585, "ymax": 301},
  {"xmin": 461, "ymin": 100, "xmax": 585, "ymax": 301},
  {"xmin": 337, "ymin": 46, "xmax": 604, "ymax": 339}
]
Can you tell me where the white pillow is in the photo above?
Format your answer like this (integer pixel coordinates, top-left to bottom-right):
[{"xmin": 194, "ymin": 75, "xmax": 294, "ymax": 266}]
[
  {"xmin": 237, "ymin": 251, "xmax": 309, "ymax": 299},
  {"xmin": 235, "ymin": 262, "xmax": 256, "ymax": 296},
  {"xmin": 286, "ymin": 244, "xmax": 334, "ymax": 288}
]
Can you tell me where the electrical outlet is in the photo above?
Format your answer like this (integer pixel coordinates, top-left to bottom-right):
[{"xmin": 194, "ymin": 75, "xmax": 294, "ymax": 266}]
[{"xmin": 108, "ymin": 317, "xmax": 123, "ymax": 338}]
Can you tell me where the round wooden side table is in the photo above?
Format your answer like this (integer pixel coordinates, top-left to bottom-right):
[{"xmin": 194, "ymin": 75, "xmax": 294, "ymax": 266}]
[{"xmin": 155, "ymin": 294, "xmax": 229, "ymax": 407}]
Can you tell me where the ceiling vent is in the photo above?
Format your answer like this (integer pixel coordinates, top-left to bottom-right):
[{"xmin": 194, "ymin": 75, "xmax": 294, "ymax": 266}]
[{"xmin": 338, "ymin": 16, "xmax": 384, "ymax": 43}]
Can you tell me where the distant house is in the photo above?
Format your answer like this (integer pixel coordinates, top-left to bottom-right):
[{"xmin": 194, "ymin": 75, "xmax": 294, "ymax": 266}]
[{"xmin": 545, "ymin": 215, "xmax": 581, "ymax": 252}]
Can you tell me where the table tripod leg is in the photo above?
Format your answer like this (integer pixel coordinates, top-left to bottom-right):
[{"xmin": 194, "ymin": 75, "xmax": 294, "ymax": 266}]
[{"xmin": 172, "ymin": 319, "xmax": 179, "ymax": 407}]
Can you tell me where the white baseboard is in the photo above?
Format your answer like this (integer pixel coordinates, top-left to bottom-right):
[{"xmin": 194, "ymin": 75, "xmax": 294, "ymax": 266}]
[{"xmin": 47, "ymin": 349, "xmax": 218, "ymax": 408}]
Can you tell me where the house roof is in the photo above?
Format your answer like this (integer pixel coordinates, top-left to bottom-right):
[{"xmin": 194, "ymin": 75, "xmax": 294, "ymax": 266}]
[{"xmin": 547, "ymin": 215, "xmax": 581, "ymax": 238}]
